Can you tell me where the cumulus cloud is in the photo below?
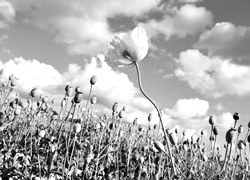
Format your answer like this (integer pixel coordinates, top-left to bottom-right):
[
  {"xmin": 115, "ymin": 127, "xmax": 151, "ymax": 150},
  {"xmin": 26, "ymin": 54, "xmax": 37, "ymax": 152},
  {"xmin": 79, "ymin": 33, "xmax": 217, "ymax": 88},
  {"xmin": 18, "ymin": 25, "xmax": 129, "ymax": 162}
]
[
  {"xmin": 194, "ymin": 22, "xmax": 250, "ymax": 65},
  {"xmin": 0, "ymin": 0, "xmax": 15, "ymax": 28},
  {"xmin": 175, "ymin": 49, "xmax": 250, "ymax": 97},
  {"xmin": 0, "ymin": 57, "xmax": 64, "ymax": 95},
  {"xmin": 169, "ymin": 98, "xmax": 209, "ymax": 119},
  {"xmin": 9, "ymin": 0, "xmax": 160, "ymax": 55},
  {"xmin": 142, "ymin": 4, "xmax": 213, "ymax": 40}
]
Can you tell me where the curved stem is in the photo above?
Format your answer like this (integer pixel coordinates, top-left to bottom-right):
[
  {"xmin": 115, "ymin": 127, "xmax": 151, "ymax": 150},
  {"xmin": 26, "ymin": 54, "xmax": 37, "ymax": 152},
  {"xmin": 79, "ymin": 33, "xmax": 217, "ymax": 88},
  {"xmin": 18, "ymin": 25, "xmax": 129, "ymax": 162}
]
[{"xmin": 134, "ymin": 61, "xmax": 176, "ymax": 176}]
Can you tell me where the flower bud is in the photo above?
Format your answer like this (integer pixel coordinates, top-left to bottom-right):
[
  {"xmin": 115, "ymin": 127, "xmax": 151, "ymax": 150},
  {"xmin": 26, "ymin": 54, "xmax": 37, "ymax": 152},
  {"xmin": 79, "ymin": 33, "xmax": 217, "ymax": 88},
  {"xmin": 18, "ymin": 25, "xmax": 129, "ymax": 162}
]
[
  {"xmin": 122, "ymin": 106, "xmax": 126, "ymax": 111},
  {"xmin": 9, "ymin": 74, "xmax": 14, "ymax": 81},
  {"xmin": 66, "ymin": 85, "xmax": 74, "ymax": 97},
  {"xmin": 30, "ymin": 88, "xmax": 38, "ymax": 98},
  {"xmin": 248, "ymin": 134, "xmax": 250, "ymax": 143},
  {"xmin": 238, "ymin": 125, "xmax": 243, "ymax": 134},
  {"xmin": 42, "ymin": 95, "xmax": 48, "ymax": 103},
  {"xmin": 209, "ymin": 116, "xmax": 216, "ymax": 126},
  {"xmin": 75, "ymin": 86, "xmax": 80, "ymax": 93},
  {"xmin": 90, "ymin": 75, "xmax": 97, "ymax": 85},
  {"xmin": 133, "ymin": 118, "xmax": 138, "ymax": 125},
  {"xmin": 233, "ymin": 112, "xmax": 240, "ymax": 121},
  {"xmin": 153, "ymin": 124, "xmax": 157, "ymax": 130},
  {"xmin": 201, "ymin": 130, "xmax": 204, "ymax": 136},
  {"xmin": 90, "ymin": 95, "xmax": 97, "ymax": 104},
  {"xmin": 112, "ymin": 102, "xmax": 118, "ymax": 113},
  {"xmin": 175, "ymin": 128, "xmax": 178, "ymax": 134},
  {"xmin": 10, "ymin": 77, "xmax": 18, "ymax": 87},
  {"xmin": 169, "ymin": 133, "xmax": 178, "ymax": 146},
  {"xmin": 118, "ymin": 110, "xmax": 124, "ymax": 118},
  {"xmin": 61, "ymin": 98, "xmax": 66, "ymax": 108},
  {"xmin": 226, "ymin": 128, "xmax": 236, "ymax": 144},
  {"xmin": 148, "ymin": 113, "xmax": 152, "ymax": 123},
  {"xmin": 74, "ymin": 92, "xmax": 83, "ymax": 104},
  {"xmin": 213, "ymin": 126, "xmax": 219, "ymax": 136},
  {"xmin": 238, "ymin": 140, "xmax": 245, "ymax": 150}
]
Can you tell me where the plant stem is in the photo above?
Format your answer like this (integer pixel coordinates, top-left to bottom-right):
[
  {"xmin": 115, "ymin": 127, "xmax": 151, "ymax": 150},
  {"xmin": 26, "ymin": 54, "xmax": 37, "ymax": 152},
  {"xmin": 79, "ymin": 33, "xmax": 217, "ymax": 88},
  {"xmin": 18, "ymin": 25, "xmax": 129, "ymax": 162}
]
[{"xmin": 134, "ymin": 61, "xmax": 176, "ymax": 176}]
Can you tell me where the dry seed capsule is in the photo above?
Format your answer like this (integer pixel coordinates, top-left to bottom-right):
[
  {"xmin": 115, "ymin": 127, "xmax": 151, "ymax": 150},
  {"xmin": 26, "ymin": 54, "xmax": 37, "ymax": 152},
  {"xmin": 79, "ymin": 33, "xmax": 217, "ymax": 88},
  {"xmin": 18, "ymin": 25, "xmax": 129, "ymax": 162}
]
[
  {"xmin": 226, "ymin": 128, "xmax": 236, "ymax": 144},
  {"xmin": 248, "ymin": 121, "xmax": 250, "ymax": 128},
  {"xmin": 118, "ymin": 110, "xmax": 124, "ymax": 118},
  {"xmin": 90, "ymin": 95, "xmax": 97, "ymax": 104},
  {"xmin": 233, "ymin": 112, "xmax": 240, "ymax": 121},
  {"xmin": 10, "ymin": 77, "xmax": 18, "ymax": 87},
  {"xmin": 148, "ymin": 113, "xmax": 152, "ymax": 123},
  {"xmin": 90, "ymin": 75, "xmax": 97, "ymax": 85},
  {"xmin": 209, "ymin": 116, "xmax": 216, "ymax": 126},
  {"xmin": 74, "ymin": 92, "xmax": 83, "ymax": 104},
  {"xmin": 112, "ymin": 102, "xmax": 118, "ymax": 113},
  {"xmin": 175, "ymin": 128, "xmax": 178, "ymax": 134},
  {"xmin": 133, "ymin": 118, "xmax": 138, "ymax": 125},
  {"xmin": 66, "ymin": 85, "xmax": 74, "ymax": 97},
  {"xmin": 248, "ymin": 134, "xmax": 250, "ymax": 143},
  {"xmin": 30, "ymin": 87, "xmax": 38, "ymax": 98},
  {"xmin": 213, "ymin": 126, "xmax": 219, "ymax": 136},
  {"xmin": 9, "ymin": 74, "xmax": 14, "ymax": 81},
  {"xmin": 238, "ymin": 125, "xmax": 243, "ymax": 134},
  {"xmin": 238, "ymin": 140, "xmax": 245, "ymax": 150},
  {"xmin": 75, "ymin": 86, "xmax": 80, "ymax": 93},
  {"xmin": 169, "ymin": 133, "xmax": 178, "ymax": 146}
]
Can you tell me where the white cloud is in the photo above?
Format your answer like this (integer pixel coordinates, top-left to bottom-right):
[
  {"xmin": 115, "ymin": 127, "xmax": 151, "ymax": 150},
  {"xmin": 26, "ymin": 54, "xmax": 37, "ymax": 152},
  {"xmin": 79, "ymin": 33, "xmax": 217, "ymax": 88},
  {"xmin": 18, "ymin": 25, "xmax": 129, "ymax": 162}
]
[
  {"xmin": 142, "ymin": 4, "xmax": 213, "ymax": 40},
  {"xmin": 9, "ymin": 0, "xmax": 160, "ymax": 55},
  {"xmin": 0, "ymin": 57, "xmax": 64, "ymax": 96},
  {"xmin": 216, "ymin": 112, "xmax": 234, "ymax": 130},
  {"xmin": 0, "ymin": 0, "xmax": 15, "ymax": 28},
  {"xmin": 194, "ymin": 22, "xmax": 250, "ymax": 65},
  {"xmin": 169, "ymin": 98, "xmax": 209, "ymax": 119},
  {"xmin": 175, "ymin": 49, "xmax": 250, "ymax": 97}
]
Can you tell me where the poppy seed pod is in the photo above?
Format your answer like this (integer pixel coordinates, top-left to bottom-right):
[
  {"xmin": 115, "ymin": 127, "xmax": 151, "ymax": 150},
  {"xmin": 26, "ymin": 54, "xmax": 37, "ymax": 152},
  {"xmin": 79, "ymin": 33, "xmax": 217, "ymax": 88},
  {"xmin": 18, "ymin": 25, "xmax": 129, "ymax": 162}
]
[
  {"xmin": 112, "ymin": 102, "xmax": 118, "ymax": 113},
  {"xmin": 238, "ymin": 140, "xmax": 245, "ymax": 150},
  {"xmin": 226, "ymin": 128, "xmax": 236, "ymax": 144},
  {"xmin": 90, "ymin": 75, "xmax": 97, "ymax": 85},
  {"xmin": 233, "ymin": 112, "xmax": 240, "ymax": 121},
  {"xmin": 209, "ymin": 116, "xmax": 216, "ymax": 126},
  {"xmin": 66, "ymin": 86, "xmax": 74, "ymax": 97},
  {"xmin": 122, "ymin": 106, "xmax": 126, "ymax": 111},
  {"xmin": 154, "ymin": 141, "xmax": 166, "ymax": 153},
  {"xmin": 213, "ymin": 126, "xmax": 219, "ymax": 136},
  {"xmin": 183, "ymin": 131, "xmax": 186, "ymax": 137},
  {"xmin": 75, "ymin": 86, "xmax": 80, "ymax": 93},
  {"xmin": 118, "ymin": 110, "xmax": 124, "ymax": 118},
  {"xmin": 248, "ymin": 134, "xmax": 250, "ymax": 143},
  {"xmin": 14, "ymin": 107, "xmax": 21, "ymax": 116},
  {"xmin": 9, "ymin": 74, "xmax": 14, "ymax": 81},
  {"xmin": 90, "ymin": 95, "xmax": 97, "ymax": 104},
  {"xmin": 175, "ymin": 128, "xmax": 178, "ymax": 134},
  {"xmin": 248, "ymin": 121, "xmax": 250, "ymax": 129},
  {"xmin": 10, "ymin": 77, "xmax": 18, "ymax": 87},
  {"xmin": 74, "ymin": 92, "xmax": 83, "ymax": 104},
  {"xmin": 201, "ymin": 130, "xmax": 204, "ymax": 136},
  {"xmin": 133, "ymin": 118, "xmax": 138, "ymax": 125},
  {"xmin": 202, "ymin": 154, "xmax": 208, "ymax": 162},
  {"xmin": 238, "ymin": 125, "xmax": 243, "ymax": 134},
  {"xmin": 30, "ymin": 88, "xmax": 38, "ymax": 98},
  {"xmin": 153, "ymin": 124, "xmax": 157, "ymax": 130},
  {"xmin": 148, "ymin": 113, "xmax": 152, "ymax": 123},
  {"xmin": 42, "ymin": 95, "xmax": 48, "ymax": 103},
  {"xmin": 169, "ymin": 133, "xmax": 178, "ymax": 146}
]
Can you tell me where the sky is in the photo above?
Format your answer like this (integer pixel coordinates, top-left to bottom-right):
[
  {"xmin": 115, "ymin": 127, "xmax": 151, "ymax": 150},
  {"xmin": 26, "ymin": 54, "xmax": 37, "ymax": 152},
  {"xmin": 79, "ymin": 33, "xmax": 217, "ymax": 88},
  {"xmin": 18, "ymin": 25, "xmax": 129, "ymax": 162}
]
[{"xmin": 0, "ymin": 0, "xmax": 250, "ymax": 148}]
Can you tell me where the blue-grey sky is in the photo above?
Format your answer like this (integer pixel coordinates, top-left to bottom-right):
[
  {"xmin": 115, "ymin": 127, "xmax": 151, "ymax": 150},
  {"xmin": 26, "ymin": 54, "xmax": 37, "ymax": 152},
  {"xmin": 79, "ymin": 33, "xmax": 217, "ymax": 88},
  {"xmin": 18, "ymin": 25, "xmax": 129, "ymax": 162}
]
[{"xmin": 1, "ymin": 0, "xmax": 250, "ymax": 146}]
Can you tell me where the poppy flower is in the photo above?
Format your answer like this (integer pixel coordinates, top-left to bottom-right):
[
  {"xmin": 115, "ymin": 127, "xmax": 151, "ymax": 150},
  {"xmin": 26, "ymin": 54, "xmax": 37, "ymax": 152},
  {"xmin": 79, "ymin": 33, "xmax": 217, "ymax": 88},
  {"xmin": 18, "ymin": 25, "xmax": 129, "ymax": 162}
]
[{"xmin": 105, "ymin": 26, "xmax": 148, "ymax": 68}]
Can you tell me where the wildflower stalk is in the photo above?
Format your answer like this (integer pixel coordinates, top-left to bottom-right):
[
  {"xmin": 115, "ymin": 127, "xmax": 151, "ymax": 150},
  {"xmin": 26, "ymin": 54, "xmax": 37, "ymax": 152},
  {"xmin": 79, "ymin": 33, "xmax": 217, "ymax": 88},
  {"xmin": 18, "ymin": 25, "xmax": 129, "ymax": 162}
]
[
  {"xmin": 85, "ymin": 84, "xmax": 93, "ymax": 113},
  {"xmin": 134, "ymin": 62, "xmax": 177, "ymax": 176}
]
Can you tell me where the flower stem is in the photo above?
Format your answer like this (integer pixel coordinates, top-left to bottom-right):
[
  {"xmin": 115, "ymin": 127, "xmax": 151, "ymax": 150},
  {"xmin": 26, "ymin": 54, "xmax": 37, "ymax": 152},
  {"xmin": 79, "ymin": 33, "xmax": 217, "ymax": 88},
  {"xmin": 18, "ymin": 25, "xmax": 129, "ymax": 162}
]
[{"xmin": 134, "ymin": 61, "xmax": 176, "ymax": 176}]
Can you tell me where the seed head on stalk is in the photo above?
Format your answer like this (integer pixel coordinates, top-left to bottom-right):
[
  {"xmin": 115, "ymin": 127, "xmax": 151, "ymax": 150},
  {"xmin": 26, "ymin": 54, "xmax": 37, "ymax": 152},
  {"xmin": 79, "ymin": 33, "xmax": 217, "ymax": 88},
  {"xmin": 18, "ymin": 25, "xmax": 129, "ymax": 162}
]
[{"xmin": 105, "ymin": 26, "xmax": 177, "ymax": 176}]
